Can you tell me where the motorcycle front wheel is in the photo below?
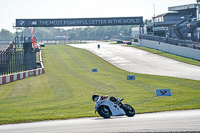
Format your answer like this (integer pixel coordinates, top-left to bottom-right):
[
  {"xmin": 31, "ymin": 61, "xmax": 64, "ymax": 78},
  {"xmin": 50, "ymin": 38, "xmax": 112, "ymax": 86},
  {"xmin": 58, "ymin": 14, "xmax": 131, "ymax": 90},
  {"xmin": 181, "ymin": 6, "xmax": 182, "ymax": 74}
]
[
  {"xmin": 123, "ymin": 104, "xmax": 135, "ymax": 117},
  {"xmin": 97, "ymin": 105, "xmax": 112, "ymax": 118}
]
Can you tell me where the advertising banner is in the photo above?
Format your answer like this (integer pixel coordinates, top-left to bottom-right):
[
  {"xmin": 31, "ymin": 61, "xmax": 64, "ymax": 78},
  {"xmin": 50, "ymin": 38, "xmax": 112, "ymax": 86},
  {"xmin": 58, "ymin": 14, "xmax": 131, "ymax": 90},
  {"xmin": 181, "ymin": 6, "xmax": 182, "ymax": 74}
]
[
  {"xmin": 156, "ymin": 89, "xmax": 171, "ymax": 97},
  {"xmin": 127, "ymin": 75, "xmax": 135, "ymax": 80},
  {"xmin": 92, "ymin": 69, "xmax": 98, "ymax": 72},
  {"xmin": 16, "ymin": 17, "xmax": 143, "ymax": 27}
]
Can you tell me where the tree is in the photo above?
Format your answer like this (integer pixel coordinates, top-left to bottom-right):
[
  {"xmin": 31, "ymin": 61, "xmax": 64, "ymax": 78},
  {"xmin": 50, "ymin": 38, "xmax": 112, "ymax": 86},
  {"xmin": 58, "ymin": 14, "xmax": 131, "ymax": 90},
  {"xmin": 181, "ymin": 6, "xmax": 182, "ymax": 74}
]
[
  {"xmin": 0, "ymin": 29, "xmax": 14, "ymax": 40},
  {"xmin": 144, "ymin": 19, "xmax": 152, "ymax": 25},
  {"xmin": 0, "ymin": 25, "xmax": 134, "ymax": 41},
  {"xmin": 69, "ymin": 32, "xmax": 78, "ymax": 40}
]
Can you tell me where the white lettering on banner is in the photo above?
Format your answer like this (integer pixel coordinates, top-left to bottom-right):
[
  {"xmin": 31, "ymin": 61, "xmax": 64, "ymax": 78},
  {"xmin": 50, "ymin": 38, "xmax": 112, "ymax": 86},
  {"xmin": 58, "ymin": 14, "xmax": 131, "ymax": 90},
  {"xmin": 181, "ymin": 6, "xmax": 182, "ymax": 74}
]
[
  {"xmin": 88, "ymin": 20, "xmax": 107, "ymax": 25},
  {"xmin": 64, "ymin": 20, "xmax": 70, "ymax": 25},
  {"xmin": 118, "ymin": 19, "xmax": 122, "ymax": 23},
  {"xmin": 50, "ymin": 20, "xmax": 63, "ymax": 25},
  {"xmin": 63, "ymin": 19, "xmax": 108, "ymax": 26},
  {"xmin": 39, "ymin": 21, "xmax": 49, "ymax": 25},
  {"xmin": 70, "ymin": 20, "xmax": 76, "ymax": 25},
  {"xmin": 123, "ymin": 19, "xmax": 140, "ymax": 23},
  {"xmin": 113, "ymin": 19, "xmax": 122, "ymax": 24},
  {"xmin": 16, "ymin": 17, "xmax": 143, "ymax": 27},
  {"xmin": 79, "ymin": 20, "xmax": 88, "ymax": 25},
  {"xmin": 89, "ymin": 20, "xmax": 94, "ymax": 25},
  {"xmin": 31, "ymin": 21, "xmax": 37, "ymax": 25},
  {"xmin": 108, "ymin": 19, "xmax": 113, "ymax": 24},
  {"xmin": 40, "ymin": 18, "xmax": 141, "ymax": 26}
]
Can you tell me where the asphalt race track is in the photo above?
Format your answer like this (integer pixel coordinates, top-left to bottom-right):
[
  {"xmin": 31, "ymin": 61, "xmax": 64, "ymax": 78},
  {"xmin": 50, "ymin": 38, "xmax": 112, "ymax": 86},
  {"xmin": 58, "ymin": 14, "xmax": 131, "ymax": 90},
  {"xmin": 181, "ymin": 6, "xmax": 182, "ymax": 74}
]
[
  {"xmin": 69, "ymin": 42, "xmax": 200, "ymax": 81},
  {"xmin": 0, "ymin": 110, "xmax": 199, "ymax": 133}
]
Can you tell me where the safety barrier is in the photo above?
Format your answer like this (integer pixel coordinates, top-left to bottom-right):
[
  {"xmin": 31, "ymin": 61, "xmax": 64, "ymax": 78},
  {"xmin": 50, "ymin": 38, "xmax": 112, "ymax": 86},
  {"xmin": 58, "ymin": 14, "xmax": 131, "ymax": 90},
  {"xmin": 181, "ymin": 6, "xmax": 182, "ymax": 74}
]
[
  {"xmin": 137, "ymin": 39, "xmax": 200, "ymax": 61},
  {"xmin": 0, "ymin": 47, "xmax": 44, "ymax": 85},
  {"xmin": 139, "ymin": 34, "xmax": 200, "ymax": 50},
  {"xmin": 0, "ymin": 68, "xmax": 45, "ymax": 85}
]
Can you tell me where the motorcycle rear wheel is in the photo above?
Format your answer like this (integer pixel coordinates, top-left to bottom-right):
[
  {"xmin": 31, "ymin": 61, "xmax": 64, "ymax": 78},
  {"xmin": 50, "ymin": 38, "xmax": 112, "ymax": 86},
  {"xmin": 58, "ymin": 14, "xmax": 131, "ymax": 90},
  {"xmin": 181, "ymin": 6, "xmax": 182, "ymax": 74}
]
[
  {"xmin": 97, "ymin": 105, "xmax": 112, "ymax": 118},
  {"xmin": 123, "ymin": 104, "xmax": 135, "ymax": 117}
]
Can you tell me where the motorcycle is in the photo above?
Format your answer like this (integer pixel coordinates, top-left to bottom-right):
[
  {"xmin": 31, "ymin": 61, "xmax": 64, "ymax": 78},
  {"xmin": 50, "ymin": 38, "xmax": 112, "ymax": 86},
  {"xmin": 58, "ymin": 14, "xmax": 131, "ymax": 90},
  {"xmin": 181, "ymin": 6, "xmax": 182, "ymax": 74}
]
[{"xmin": 92, "ymin": 94, "xmax": 135, "ymax": 118}]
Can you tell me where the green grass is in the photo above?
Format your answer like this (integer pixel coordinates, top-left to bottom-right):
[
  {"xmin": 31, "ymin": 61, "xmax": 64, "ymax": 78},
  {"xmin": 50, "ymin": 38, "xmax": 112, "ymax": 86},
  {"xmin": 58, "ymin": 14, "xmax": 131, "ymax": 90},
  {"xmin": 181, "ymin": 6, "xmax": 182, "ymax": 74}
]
[
  {"xmin": 0, "ymin": 45, "xmax": 200, "ymax": 125},
  {"xmin": 127, "ymin": 45, "xmax": 200, "ymax": 67}
]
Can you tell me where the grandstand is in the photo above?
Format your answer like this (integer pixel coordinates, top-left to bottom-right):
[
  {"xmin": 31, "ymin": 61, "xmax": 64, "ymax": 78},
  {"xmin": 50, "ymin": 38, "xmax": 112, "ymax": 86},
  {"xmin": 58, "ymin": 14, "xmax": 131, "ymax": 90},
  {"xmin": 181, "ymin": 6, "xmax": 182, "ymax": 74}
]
[
  {"xmin": 138, "ymin": 2, "xmax": 200, "ymax": 61},
  {"xmin": 146, "ymin": 2, "xmax": 200, "ymax": 41}
]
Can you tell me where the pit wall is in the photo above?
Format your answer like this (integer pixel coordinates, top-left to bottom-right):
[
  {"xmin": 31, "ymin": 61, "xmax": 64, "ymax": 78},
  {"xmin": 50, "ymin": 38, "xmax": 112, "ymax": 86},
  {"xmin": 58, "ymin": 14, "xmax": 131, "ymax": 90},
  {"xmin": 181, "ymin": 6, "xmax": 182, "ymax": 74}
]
[
  {"xmin": 0, "ymin": 48, "xmax": 44, "ymax": 85},
  {"xmin": 135, "ymin": 39, "xmax": 200, "ymax": 61}
]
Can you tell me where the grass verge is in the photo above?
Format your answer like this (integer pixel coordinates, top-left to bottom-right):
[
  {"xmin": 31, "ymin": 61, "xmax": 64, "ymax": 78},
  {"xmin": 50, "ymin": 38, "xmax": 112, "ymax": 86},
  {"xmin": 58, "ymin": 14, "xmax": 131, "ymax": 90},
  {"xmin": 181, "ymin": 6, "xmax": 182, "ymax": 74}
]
[{"xmin": 0, "ymin": 44, "xmax": 199, "ymax": 125}]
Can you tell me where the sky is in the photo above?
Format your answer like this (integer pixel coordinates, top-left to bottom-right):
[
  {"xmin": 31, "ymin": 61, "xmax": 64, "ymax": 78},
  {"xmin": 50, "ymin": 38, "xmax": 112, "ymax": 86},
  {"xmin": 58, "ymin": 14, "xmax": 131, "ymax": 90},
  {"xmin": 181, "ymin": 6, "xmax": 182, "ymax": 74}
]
[{"xmin": 0, "ymin": 0, "xmax": 196, "ymax": 33}]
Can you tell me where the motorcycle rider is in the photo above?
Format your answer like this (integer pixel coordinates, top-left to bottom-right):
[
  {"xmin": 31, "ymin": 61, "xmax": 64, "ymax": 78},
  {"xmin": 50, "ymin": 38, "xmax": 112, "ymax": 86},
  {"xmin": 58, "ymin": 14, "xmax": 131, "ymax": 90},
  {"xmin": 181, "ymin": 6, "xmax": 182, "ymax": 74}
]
[
  {"xmin": 92, "ymin": 94, "xmax": 135, "ymax": 118},
  {"xmin": 92, "ymin": 94, "xmax": 122, "ymax": 103}
]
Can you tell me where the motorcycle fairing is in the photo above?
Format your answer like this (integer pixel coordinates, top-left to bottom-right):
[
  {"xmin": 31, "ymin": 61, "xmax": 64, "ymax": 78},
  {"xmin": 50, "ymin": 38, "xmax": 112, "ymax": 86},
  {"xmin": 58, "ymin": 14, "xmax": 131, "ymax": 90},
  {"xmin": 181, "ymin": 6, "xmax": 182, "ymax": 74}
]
[{"xmin": 95, "ymin": 99, "xmax": 126, "ymax": 116}]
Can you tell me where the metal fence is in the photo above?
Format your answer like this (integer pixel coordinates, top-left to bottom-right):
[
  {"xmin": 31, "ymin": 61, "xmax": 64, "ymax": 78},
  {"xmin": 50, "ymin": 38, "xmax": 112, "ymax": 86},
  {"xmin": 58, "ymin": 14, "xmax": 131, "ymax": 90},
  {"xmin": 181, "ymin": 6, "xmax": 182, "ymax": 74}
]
[
  {"xmin": 139, "ymin": 34, "xmax": 200, "ymax": 50},
  {"xmin": 0, "ymin": 40, "xmax": 37, "ymax": 75}
]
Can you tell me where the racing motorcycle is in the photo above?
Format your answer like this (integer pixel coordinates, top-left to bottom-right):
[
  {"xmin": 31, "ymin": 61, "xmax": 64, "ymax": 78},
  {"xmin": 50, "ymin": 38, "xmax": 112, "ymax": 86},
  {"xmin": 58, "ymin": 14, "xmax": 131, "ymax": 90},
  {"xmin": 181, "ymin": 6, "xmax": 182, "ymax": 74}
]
[{"xmin": 92, "ymin": 94, "xmax": 135, "ymax": 118}]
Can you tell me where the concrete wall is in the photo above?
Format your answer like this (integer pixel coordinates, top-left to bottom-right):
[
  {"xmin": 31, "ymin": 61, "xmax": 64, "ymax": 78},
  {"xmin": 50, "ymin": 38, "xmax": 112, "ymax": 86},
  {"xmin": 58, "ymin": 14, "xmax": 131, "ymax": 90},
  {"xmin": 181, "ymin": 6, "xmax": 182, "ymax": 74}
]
[{"xmin": 136, "ymin": 39, "xmax": 200, "ymax": 61}]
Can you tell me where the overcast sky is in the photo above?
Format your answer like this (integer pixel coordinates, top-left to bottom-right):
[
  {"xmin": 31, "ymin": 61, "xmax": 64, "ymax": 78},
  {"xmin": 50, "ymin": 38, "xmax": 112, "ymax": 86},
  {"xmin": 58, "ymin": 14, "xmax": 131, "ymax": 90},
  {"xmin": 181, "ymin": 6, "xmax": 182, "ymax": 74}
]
[{"xmin": 0, "ymin": 0, "xmax": 196, "ymax": 33}]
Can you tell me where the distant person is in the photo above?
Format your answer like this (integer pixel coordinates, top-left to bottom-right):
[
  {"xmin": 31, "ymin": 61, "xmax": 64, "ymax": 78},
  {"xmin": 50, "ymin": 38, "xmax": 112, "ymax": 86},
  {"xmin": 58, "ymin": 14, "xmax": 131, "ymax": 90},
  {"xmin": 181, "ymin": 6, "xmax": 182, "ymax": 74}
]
[{"xmin": 98, "ymin": 44, "xmax": 100, "ymax": 49}]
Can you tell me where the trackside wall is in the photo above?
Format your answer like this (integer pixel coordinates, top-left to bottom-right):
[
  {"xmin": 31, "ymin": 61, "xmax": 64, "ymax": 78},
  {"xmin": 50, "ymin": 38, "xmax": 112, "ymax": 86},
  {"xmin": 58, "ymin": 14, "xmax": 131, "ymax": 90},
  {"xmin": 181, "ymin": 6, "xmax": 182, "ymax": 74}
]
[
  {"xmin": 0, "ymin": 48, "xmax": 45, "ymax": 85},
  {"xmin": 136, "ymin": 39, "xmax": 200, "ymax": 61}
]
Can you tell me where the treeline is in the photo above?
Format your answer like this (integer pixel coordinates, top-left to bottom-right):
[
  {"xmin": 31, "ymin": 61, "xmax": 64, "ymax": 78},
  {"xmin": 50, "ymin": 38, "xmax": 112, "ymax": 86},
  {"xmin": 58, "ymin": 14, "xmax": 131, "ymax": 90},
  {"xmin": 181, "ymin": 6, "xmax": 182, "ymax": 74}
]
[
  {"xmin": 25, "ymin": 25, "xmax": 134, "ymax": 40},
  {"xmin": 0, "ymin": 25, "xmax": 136, "ymax": 41},
  {"xmin": 66, "ymin": 26, "xmax": 133, "ymax": 40},
  {"xmin": 0, "ymin": 29, "xmax": 14, "ymax": 40}
]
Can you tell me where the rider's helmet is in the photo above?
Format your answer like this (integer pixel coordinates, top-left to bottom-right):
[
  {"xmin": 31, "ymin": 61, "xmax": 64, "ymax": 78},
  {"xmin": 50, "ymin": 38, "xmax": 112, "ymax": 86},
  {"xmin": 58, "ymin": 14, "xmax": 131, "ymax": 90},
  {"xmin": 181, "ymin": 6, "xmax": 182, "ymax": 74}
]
[{"xmin": 92, "ymin": 94, "xmax": 99, "ymax": 102}]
